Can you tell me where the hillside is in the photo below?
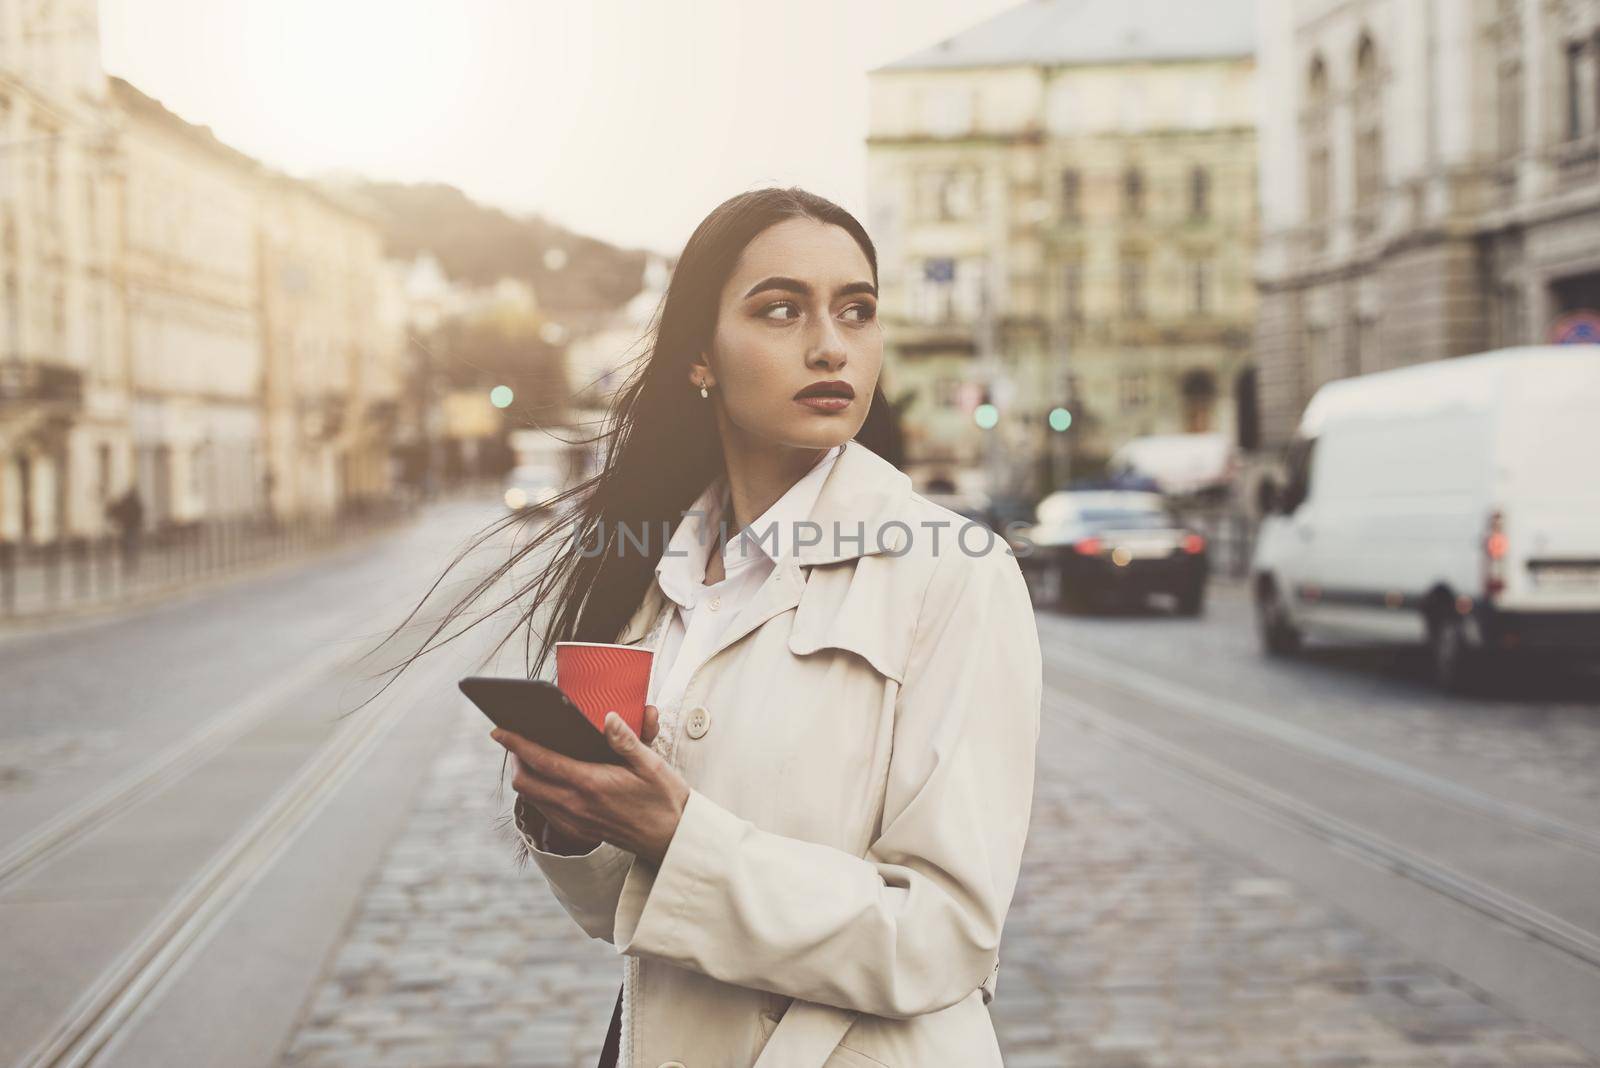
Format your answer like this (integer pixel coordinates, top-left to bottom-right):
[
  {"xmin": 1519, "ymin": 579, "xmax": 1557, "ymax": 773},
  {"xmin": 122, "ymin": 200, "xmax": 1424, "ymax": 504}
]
[{"xmin": 351, "ymin": 180, "xmax": 651, "ymax": 322}]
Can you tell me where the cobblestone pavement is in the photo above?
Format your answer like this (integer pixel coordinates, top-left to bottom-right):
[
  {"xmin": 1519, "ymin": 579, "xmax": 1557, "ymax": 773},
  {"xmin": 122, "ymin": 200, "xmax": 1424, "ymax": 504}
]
[{"xmin": 279, "ymin": 695, "xmax": 1598, "ymax": 1068}]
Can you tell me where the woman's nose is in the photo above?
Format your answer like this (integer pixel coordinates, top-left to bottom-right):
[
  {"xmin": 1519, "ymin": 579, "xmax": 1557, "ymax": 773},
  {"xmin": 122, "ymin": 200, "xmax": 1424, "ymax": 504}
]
[{"xmin": 806, "ymin": 320, "xmax": 848, "ymax": 371}]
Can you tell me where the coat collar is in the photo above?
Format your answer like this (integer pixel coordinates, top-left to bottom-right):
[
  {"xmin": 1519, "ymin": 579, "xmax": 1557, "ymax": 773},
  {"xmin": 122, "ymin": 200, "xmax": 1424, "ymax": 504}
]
[
  {"xmin": 793, "ymin": 437, "xmax": 915, "ymax": 566},
  {"xmin": 615, "ymin": 438, "xmax": 912, "ymax": 646}
]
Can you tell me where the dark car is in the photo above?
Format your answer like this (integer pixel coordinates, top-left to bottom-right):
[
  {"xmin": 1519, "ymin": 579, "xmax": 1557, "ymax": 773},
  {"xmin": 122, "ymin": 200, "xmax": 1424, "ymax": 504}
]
[{"xmin": 1013, "ymin": 490, "xmax": 1209, "ymax": 615}]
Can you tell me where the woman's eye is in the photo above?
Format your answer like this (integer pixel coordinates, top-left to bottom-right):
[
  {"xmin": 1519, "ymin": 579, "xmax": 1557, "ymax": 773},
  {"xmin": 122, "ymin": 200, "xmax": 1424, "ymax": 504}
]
[
  {"xmin": 841, "ymin": 303, "xmax": 877, "ymax": 323},
  {"xmin": 761, "ymin": 302, "xmax": 800, "ymax": 322}
]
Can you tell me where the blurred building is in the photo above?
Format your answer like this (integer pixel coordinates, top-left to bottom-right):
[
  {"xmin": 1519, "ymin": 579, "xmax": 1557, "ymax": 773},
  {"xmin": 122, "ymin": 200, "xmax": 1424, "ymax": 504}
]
[
  {"xmin": 0, "ymin": 0, "xmax": 124, "ymax": 543},
  {"xmin": 565, "ymin": 253, "xmax": 669, "ymax": 414},
  {"xmin": 258, "ymin": 175, "xmax": 400, "ymax": 518},
  {"xmin": 111, "ymin": 78, "xmax": 265, "ymax": 527},
  {"xmin": 0, "ymin": 2, "xmax": 402, "ymax": 542},
  {"xmin": 1254, "ymin": 0, "xmax": 1600, "ymax": 452},
  {"xmin": 868, "ymin": 0, "xmax": 1257, "ymax": 496}
]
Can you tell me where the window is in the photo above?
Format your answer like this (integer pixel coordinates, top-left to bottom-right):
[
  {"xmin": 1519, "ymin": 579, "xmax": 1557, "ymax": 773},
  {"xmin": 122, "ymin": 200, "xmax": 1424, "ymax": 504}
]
[
  {"xmin": 1123, "ymin": 167, "xmax": 1144, "ymax": 218},
  {"xmin": 1121, "ymin": 259, "xmax": 1147, "ymax": 318},
  {"xmin": 1060, "ymin": 169, "xmax": 1081, "ymax": 220},
  {"xmin": 1119, "ymin": 371, "xmax": 1150, "ymax": 409},
  {"xmin": 1189, "ymin": 166, "xmax": 1210, "ymax": 220},
  {"xmin": 1353, "ymin": 34, "xmax": 1384, "ymax": 214},
  {"xmin": 1062, "ymin": 260, "xmax": 1084, "ymax": 323},
  {"xmin": 915, "ymin": 168, "xmax": 980, "ymax": 222},
  {"xmin": 1190, "ymin": 260, "xmax": 1213, "ymax": 315},
  {"xmin": 1495, "ymin": 0, "xmax": 1523, "ymax": 160},
  {"xmin": 932, "ymin": 376, "xmax": 965, "ymax": 409},
  {"xmin": 1304, "ymin": 56, "xmax": 1331, "ymax": 223},
  {"xmin": 1568, "ymin": 41, "xmax": 1585, "ymax": 140},
  {"xmin": 916, "ymin": 258, "xmax": 956, "ymax": 322},
  {"xmin": 97, "ymin": 444, "xmax": 112, "ymax": 505},
  {"xmin": 1181, "ymin": 369, "xmax": 1217, "ymax": 432},
  {"xmin": 1281, "ymin": 436, "xmax": 1317, "ymax": 513}
]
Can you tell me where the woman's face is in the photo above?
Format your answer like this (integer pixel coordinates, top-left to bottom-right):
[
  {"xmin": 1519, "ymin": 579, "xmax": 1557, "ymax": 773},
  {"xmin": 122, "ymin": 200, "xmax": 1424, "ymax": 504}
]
[{"xmin": 696, "ymin": 217, "xmax": 882, "ymax": 452}]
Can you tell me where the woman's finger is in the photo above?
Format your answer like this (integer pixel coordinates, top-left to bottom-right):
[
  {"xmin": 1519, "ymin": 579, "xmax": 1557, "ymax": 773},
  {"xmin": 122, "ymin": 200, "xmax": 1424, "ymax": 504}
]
[
  {"xmin": 641, "ymin": 704, "xmax": 660, "ymax": 745},
  {"xmin": 492, "ymin": 728, "xmax": 589, "ymax": 784},
  {"xmin": 604, "ymin": 712, "xmax": 659, "ymax": 775}
]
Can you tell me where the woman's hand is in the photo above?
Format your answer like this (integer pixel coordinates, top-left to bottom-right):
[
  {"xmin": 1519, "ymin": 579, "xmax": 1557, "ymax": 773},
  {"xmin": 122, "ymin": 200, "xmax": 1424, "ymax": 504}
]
[{"xmin": 492, "ymin": 704, "xmax": 690, "ymax": 867}]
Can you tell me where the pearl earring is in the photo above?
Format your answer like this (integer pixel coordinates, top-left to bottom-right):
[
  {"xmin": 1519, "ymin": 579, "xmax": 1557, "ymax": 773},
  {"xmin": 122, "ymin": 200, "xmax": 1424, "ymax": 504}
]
[{"xmin": 699, "ymin": 383, "xmax": 710, "ymax": 399}]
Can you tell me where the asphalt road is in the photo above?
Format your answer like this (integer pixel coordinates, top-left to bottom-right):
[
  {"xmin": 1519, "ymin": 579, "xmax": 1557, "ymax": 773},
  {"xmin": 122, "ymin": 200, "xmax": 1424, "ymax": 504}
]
[{"xmin": 0, "ymin": 497, "xmax": 522, "ymax": 1068}]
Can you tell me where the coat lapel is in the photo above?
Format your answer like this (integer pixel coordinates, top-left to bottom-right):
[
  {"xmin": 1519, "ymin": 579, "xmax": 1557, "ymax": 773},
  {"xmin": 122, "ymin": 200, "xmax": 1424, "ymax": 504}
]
[
  {"xmin": 692, "ymin": 439, "xmax": 913, "ymax": 665},
  {"xmin": 615, "ymin": 438, "xmax": 914, "ymax": 664}
]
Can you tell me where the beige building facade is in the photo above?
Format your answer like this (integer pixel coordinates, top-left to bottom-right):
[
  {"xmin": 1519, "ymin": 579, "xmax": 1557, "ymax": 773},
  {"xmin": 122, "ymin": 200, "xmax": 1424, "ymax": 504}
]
[
  {"xmin": 1254, "ymin": 0, "xmax": 1600, "ymax": 453},
  {"xmin": 867, "ymin": 0, "xmax": 1257, "ymax": 497},
  {"xmin": 113, "ymin": 78, "xmax": 265, "ymax": 527},
  {"xmin": 0, "ymin": 2, "xmax": 401, "ymax": 544},
  {"xmin": 259, "ymin": 175, "xmax": 399, "ymax": 519},
  {"xmin": 0, "ymin": 0, "xmax": 125, "ymax": 542}
]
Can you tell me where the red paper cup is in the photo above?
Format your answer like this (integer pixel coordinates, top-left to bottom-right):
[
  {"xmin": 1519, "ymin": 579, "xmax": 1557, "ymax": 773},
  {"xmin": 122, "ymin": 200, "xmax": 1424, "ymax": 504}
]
[{"xmin": 554, "ymin": 642, "xmax": 653, "ymax": 738}]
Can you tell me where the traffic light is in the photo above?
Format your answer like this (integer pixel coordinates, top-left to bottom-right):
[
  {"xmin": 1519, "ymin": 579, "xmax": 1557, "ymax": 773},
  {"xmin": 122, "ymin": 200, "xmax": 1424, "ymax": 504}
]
[{"xmin": 1048, "ymin": 406, "xmax": 1072, "ymax": 432}]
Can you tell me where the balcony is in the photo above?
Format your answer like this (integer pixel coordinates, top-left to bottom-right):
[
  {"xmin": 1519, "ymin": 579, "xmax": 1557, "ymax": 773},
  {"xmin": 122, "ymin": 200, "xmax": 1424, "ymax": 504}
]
[{"xmin": 0, "ymin": 359, "xmax": 84, "ymax": 411}]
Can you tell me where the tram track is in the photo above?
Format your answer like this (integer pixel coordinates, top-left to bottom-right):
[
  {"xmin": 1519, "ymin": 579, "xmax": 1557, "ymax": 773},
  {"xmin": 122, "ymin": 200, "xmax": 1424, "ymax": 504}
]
[
  {"xmin": 14, "ymin": 651, "xmax": 460, "ymax": 1068},
  {"xmin": 1036, "ymin": 642, "xmax": 1600, "ymax": 978}
]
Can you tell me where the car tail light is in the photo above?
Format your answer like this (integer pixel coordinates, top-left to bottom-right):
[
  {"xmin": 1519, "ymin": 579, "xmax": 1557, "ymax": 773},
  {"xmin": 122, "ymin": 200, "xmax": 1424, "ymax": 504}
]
[
  {"xmin": 1483, "ymin": 508, "xmax": 1507, "ymax": 601},
  {"xmin": 1073, "ymin": 537, "xmax": 1103, "ymax": 556},
  {"xmin": 1181, "ymin": 533, "xmax": 1206, "ymax": 554}
]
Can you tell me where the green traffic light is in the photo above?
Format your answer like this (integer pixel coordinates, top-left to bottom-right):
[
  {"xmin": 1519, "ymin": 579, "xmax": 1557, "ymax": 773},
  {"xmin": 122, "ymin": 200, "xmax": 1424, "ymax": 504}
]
[
  {"xmin": 974, "ymin": 403, "xmax": 999, "ymax": 430},
  {"xmin": 1048, "ymin": 407, "xmax": 1072, "ymax": 432},
  {"xmin": 490, "ymin": 385, "xmax": 514, "ymax": 409}
]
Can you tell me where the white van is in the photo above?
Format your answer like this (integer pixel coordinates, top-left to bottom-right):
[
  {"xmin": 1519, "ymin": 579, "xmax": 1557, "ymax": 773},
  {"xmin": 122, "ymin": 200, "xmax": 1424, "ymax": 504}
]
[{"xmin": 1251, "ymin": 345, "xmax": 1600, "ymax": 690}]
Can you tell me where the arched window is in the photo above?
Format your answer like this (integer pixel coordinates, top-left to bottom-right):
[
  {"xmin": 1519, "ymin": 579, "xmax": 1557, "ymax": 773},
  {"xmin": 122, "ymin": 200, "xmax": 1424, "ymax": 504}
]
[
  {"xmin": 1353, "ymin": 33, "xmax": 1384, "ymax": 221},
  {"xmin": 1304, "ymin": 56, "xmax": 1331, "ymax": 226},
  {"xmin": 1180, "ymin": 369, "xmax": 1218, "ymax": 432}
]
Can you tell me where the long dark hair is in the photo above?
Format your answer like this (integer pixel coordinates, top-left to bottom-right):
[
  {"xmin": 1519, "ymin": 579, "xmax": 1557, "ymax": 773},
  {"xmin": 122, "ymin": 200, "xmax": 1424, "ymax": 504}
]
[{"xmin": 370, "ymin": 187, "xmax": 898, "ymax": 699}]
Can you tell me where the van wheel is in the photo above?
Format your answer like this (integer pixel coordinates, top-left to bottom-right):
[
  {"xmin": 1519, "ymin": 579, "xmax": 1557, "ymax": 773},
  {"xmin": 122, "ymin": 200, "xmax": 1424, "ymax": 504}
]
[
  {"xmin": 1426, "ymin": 611, "xmax": 1479, "ymax": 694},
  {"xmin": 1256, "ymin": 581, "xmax": 1300, "ymax": 656},
  {"xmin": 1176, "ymin": 583, "xmax": 1206, "ymax": 617}
]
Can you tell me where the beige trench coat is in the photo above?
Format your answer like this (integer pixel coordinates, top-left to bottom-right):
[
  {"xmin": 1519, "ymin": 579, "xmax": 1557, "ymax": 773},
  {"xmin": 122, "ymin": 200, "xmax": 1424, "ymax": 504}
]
[{"xmin": 524, "ymin": 439, "xmax": 1042, "ymax": 1068}]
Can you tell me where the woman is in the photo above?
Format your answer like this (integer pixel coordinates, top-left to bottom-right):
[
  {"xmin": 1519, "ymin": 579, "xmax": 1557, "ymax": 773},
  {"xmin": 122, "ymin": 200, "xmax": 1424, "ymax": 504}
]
[{"xmin": 450, "ymin": 187, "xmax": 1039, "ymax": 1067}]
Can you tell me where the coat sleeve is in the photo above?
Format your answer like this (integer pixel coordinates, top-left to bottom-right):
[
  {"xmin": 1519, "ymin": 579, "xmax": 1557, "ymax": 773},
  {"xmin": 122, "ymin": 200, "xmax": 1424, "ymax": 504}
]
[
  {"xmin": 611, "ymin": 542, "xmax": 1043, "ymax": 1019},
  {"xmin": 515, "ymin": 795, "xmax": 636, "ymax": 944}
]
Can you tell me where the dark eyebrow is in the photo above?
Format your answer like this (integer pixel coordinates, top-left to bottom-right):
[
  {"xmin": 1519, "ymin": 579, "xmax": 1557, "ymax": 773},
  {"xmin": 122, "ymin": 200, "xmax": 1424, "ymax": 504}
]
[{"xmin": 742, "ymin": 276, "xmax": 878, "ymax": 301}]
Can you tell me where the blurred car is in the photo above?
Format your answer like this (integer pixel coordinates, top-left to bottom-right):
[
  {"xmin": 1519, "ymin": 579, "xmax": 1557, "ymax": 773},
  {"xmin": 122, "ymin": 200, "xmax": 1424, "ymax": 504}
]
[
  {"xmin": 1017, "ymin": 490, "xmax": 1209, "ymax": 615},
  {"xmin": 1251, "ymin": 345, "xmax": 1600, "ymax": 692},
  {"xmin": 502, "ymin": 463, "xmax": 563, "ymax": 515}
]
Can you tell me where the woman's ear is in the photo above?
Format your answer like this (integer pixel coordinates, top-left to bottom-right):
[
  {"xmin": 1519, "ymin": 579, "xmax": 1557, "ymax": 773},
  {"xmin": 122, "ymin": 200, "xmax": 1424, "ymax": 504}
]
[{"xmin": 688, "ymin": 357, "xmax": 715, "ymax": 391}]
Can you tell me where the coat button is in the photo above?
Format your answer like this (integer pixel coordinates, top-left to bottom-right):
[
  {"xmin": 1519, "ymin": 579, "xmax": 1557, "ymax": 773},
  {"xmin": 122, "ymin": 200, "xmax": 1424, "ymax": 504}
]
[
  {"xmin": 685, "ymin": 706, "xmax": 711, "ymax": 739},
  {"xmin": 708, "ymin": 595, "xmax": 721, "ymax": 611}
]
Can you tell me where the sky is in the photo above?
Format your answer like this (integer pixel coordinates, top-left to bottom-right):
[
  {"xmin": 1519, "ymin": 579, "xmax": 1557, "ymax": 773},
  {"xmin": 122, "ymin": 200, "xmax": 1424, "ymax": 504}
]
[{"xmin": 97, "ymin": 0, "xmax": 1022, "ymax": 255}]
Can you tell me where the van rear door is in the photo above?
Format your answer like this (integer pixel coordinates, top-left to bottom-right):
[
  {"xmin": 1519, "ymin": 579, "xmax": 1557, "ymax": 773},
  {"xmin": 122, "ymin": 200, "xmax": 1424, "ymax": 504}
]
[{"xmin": 1495, "ymin": 362, "xmax": 1600, "ymax": 612}]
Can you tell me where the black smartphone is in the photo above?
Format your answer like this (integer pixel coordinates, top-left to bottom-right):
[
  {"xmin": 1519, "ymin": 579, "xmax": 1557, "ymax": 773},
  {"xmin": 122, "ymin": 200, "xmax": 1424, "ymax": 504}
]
[{"xmin": 459, "ymin": 676, "xmax": 623, "ymax": 765}]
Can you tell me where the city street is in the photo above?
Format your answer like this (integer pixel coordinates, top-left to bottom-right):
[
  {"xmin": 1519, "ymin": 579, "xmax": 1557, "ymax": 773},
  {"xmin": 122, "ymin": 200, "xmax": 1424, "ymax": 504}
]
[{"xmin": 2, "ymin": 506, "xmax": 1598, "ymax": 1067}]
